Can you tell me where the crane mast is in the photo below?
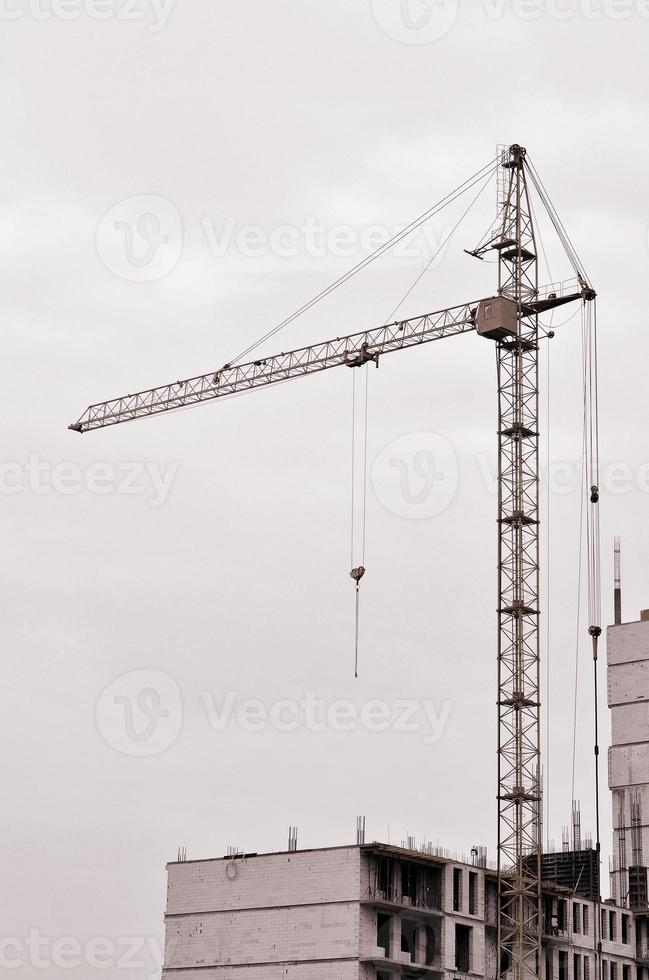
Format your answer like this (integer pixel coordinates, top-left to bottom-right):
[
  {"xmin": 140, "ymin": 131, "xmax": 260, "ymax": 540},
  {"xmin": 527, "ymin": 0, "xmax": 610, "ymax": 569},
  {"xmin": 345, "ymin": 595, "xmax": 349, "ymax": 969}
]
[{"xmin": 495, "ymin": 144, "xmax": 541, "ymax": 980}]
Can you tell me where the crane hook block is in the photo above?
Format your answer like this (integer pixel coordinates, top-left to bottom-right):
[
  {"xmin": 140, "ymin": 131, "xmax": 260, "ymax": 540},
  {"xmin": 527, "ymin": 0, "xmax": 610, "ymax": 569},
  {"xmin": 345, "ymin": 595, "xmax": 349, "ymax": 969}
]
[
  {"xmin": 350, "ymin": 566, "xmax": 366, "ymax": 585},
  {"xmin": 590, "ymin": 485, "xmax": 600, "ymax": 504}
]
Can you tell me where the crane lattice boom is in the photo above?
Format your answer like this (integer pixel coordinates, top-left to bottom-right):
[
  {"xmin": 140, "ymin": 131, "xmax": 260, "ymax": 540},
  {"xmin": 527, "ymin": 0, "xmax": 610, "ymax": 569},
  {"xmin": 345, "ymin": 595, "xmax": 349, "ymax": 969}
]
[{"xmin": 70, "ymin": 288, "xmax": 583, "ymax": 435}]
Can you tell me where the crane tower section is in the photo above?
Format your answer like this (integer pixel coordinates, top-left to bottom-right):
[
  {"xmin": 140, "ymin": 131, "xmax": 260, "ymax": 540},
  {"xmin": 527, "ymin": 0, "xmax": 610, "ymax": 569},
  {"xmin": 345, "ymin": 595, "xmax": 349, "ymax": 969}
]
[{"xmin": 493, "ymin": 144, "xmax": 542, "ymax": 980}]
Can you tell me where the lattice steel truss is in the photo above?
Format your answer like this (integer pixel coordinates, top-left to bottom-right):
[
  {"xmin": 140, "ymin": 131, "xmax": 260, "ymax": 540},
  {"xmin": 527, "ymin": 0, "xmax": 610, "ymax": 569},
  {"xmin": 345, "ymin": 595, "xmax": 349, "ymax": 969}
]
[
  {"xmin": 69, "ymin": 302, "xmax": 481, "ymax": 432},
  {"xmin": 495, "ymin": 144, "xmax": 542, "ymax": 980}
]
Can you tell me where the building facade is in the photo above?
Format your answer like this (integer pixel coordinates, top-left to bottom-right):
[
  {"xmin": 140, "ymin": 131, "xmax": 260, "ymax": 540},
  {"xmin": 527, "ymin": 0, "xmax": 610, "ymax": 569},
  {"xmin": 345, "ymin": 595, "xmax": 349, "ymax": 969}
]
[
  {"xmin": 608, "ymin": 612, "xmax": 649, "ymax": 910},
  {"xmin": 161, "ymin": 843, "xmax": 636, "ymax": 980}
]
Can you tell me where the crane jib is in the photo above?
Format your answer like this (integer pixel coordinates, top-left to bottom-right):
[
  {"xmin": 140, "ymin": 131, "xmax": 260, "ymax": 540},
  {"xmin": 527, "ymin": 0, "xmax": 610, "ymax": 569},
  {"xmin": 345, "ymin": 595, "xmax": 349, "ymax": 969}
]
[{"xmin": 68, "ymin": 287, "xmax": 589, "ymax": 435}]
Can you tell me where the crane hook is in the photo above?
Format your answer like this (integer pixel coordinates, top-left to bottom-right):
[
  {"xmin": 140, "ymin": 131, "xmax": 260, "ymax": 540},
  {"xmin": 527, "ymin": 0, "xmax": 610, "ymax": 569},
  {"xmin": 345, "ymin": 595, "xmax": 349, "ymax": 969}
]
[{"xmin": 350, "ymin": 567, "xmax": 366, "ymax": 679}]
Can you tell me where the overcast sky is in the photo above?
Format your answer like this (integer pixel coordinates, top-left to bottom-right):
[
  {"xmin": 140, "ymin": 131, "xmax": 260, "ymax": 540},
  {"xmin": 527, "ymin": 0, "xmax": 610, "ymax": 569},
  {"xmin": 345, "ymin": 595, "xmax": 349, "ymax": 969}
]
[{"xmin": 4, "ymin": 1, "xmax": 649, "ymax": 977}]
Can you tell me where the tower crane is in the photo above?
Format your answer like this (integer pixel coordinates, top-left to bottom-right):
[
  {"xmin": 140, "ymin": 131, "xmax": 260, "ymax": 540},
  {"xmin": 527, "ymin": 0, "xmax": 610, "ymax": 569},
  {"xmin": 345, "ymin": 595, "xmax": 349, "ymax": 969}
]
[{"xmin": 71, "ymin": 144, "xmax": 596, "ymax": 980}]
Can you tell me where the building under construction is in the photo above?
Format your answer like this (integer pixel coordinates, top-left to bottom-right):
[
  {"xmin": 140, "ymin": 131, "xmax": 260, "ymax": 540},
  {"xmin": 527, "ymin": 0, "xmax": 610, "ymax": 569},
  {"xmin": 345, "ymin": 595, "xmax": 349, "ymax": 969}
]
[{"xmin": 155, "ymin": 606, "xmax": 649, "ymax": 979}]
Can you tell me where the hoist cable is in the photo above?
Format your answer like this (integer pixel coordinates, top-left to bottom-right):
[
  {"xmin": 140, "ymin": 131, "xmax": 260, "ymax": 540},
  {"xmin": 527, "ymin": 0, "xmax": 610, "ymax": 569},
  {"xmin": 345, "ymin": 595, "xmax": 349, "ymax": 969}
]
[
  {"xmin": 350, "ymin": 370, "xmax": 357, "ymax": 570},
  {"xmin": 530, "ymin": 185, "xmax": 556, "ymax": 846},
  {"xmin": 227, "ymin": 156, "xmax": 500, "ymax": 366},
  {"xmin": 539, "ymin": 305, "xmax": 582, "ymax": 332},
  {"xmin": 590, "ymin": 297, "xmax": 603, "ymax": 886},
  {"xmin": 577, "ymin": 293, "xmax": 603, "ymax": 973},
  {"xmin": 571, "ymin": 307, "xmax": 588, "ymax": 806},
  {"xmin": 347, "ymin": 160, "xmax": 498, "ymax": 680},
  {"xmin": 350, "ymin": 367, "xmax": 370, "ymax": 569},
  {"xmin": 361, "ymin": 369, "xmax": 369, "ymax": 566},
  {"xmin": 525, "ymin": 158, "xmax": 591, "ymax": 286},
  {"xmin": 350, "ymin": 364, "xmax": 370, "ymax": 679},
  {"xmin": 388, "ymin": 166, "xmax": 497, "ymax": 322},
  {"xmin": 526, "ymin": 159, "xmax": 582, "ymax": 273},
  {"xmin": 545, "ymin": 305, "xmax": 553, "ymax": 850},
  {"xmin": 354, "ymin": 586, "xmax": 361, "ymax": 680}
]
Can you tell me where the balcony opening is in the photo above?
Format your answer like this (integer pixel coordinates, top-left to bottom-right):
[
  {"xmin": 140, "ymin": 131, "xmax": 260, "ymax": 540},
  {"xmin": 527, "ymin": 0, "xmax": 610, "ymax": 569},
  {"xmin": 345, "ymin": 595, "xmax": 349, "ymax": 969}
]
[
  {"xmin": 419, "ymin": 864, "xmax": 443, "ymax": 910},
  {"xmin": 455, "ymin": 923, "xmax": 472, "ymax": 973},
  {"xmin": 546, "ymin": 948, "xmax": 553, "ymax": 980},
  {"xmin": 396, "ymin": 860, "xmax": 442, "ymax": 910},
  {"xmin": 402, "ymin": 863, "xmax": 415, "ymax": 903},
  {"xmin": 574, "ymin": 952, "xmax": 582, "ymax": 980},
  {"xmin": 402, "ymin": 918, "xmax": 417, "ymax": 964},
  {"xmin": 469, "ymin": 871, "xmax": 478, "ymax": 916},
  {"xmin": 573, "ymin": 902, "xmax": 581, "ymax": 934},
  {"xmin": 544, "ymin": 895, "xmax": 555, "ymax": 934},
  {"xmin": 377, "ymin": 912, "xmax": 391, "ymax": 958},
  {"xmin": 377, "ymin": 856, "xmax": 392, "ymax": 900},
  {"xmin": 622, "ymin": 914, "xmax": 630, "ymax": 945},
  {"xmin": 453, "ymin": 868, "xmax": 463, "ymax": 913},
  {"xmin": 559, "ymin": 950, "xmax": 568, "ymax": 980},
  {"xmin": 420, "ymin": 924, "xmax": 439, "ymax": 967}
]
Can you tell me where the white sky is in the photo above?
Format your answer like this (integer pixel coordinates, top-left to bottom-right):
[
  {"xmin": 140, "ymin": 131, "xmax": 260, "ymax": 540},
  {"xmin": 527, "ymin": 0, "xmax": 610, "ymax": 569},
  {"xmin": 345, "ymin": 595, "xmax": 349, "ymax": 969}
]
[{"xmin": 4, "ymin": 1, "xmax": 649, "ymax": 977}]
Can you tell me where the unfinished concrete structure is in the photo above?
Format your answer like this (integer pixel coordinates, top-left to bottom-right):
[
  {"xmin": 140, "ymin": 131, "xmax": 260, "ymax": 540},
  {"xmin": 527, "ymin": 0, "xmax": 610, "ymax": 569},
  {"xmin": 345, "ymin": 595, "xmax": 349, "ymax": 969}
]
[
  {"xmin": 158, "ymin": 601, "xmax": 649, "ymax": 979},
  {"xmin": 608, "ymin": 610, "xmax": 649, "ymax": 911},
  {"xmin": 608, "ymin": 607, "xmax": 649, "ymax": 976},
  {"xmin": 161, "ymin": 843, "xmax": 636, "ymax": 980}
]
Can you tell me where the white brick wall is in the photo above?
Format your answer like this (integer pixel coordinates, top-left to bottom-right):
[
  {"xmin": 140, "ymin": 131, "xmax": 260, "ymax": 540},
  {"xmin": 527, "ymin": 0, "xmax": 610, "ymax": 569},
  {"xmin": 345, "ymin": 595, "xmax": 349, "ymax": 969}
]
[
  {"xmin": 608, "ymin": 620, "xmax": 649, "ymax": 887},
  {"xmin": 166, "ymin": 848, "xmax": 361, "ymax": 915},
  {"xmin": 164, "ymin": 903, "xmax": 359, "ymax": 968},
  {"xmin": 609, "ymin": 745, "xmax": 649, "ymax": 787},
  {"xmin": 163, "ymin": 964, "xmax": 359, "ymax": 979},
  {"xmin": 611, "ymin": 702, "xmax": 649, "ymax": 746},
  {"xmin": 608, "ymin": 622, "xmax": 649, "ymax": 667},
  {"xmin": 609, "ymin": 662, "xmax": 649, "ymax": 707},
  {"xmin": 163, "ymin": 848, "xmax": 361, "ymax": 977}
]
